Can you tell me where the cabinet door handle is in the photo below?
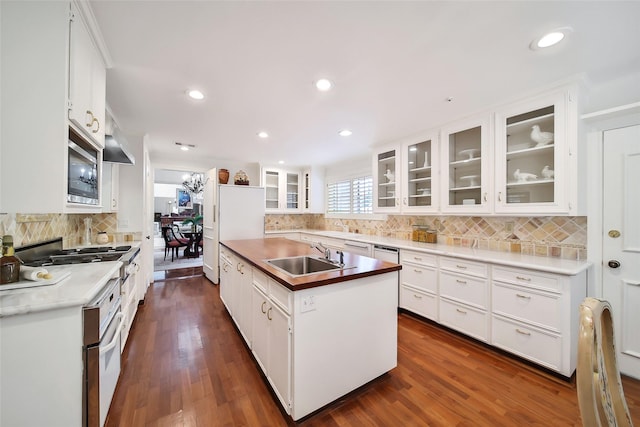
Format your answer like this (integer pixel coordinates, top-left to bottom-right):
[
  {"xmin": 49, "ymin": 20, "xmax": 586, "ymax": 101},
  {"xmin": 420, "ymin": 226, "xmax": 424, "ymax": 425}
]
[
  {"xmin": 516, "ymin": 328, "xmax": 531, "ymax": 336},
  {"xmin": 498, "ymin": 192, "xmax": 502, "ymax": 202},
  {"xmin": 456, "ymin": 279, "xmax": 467, "ymax": 284},
  {"xmin": 456, "ymin": 308, "xmax": 467, "ymax": 314},
  {"xmin": 413, "ymin": 294, "xmax": 422, "ymax": 300},
  {"xmin": 403, "ymin": 197, "xmax": 408, "ymax": 206},
  {"xmin": 267, "ymin": 307, "xmax": 273, "ymax": 321},
  {"xmin": 261, "ymin": 301, "xmax": 267, "ymax": 314},
  {"xmin": 516, "ymin": 276, "xmax": 531, "ymax": 281},
  {"xmin": 516, "ymin": 293, "xmax": 531, "ymax": 300},
  {"xmin": 236, "ymin": 263, "xmax": 241, "ymax": 272},
  {"xmin": 483, "ymin": 192, "xmax": 488, "ymax": 202},
  {"xmin": 91, "ymin": 117, "xmax": 100, "ymax": 134},
  {"xmin": 413, "ymin": 269, "xmax": 422, "ymax": 273},
  {"xmin": 85, "ymin": 110, "xmax": 94, "ymax": 127}
]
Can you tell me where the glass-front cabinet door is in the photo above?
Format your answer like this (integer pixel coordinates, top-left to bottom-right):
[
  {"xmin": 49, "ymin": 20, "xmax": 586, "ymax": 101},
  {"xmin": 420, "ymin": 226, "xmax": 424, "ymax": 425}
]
[
  {"xmin": 264, "ymin": 169, "xmax": 280, "ymax": 210},
  {"xmin": 285, "ymin": 172, "xmax": 299, "ymax": 210},
  {"xmin": 373, "ymin": 147, "xmax": 400, "ymax": 212},
  {"xmin": 494, "ymin": 90, "xmax": 568, "ymax": 214},
  {"xmin": 441, "ymin": 116, "xmax": 491, "ymax": 213},
  {"xmin": 401, "ymin": 134, "xmax": 438, "ymax": 213}
]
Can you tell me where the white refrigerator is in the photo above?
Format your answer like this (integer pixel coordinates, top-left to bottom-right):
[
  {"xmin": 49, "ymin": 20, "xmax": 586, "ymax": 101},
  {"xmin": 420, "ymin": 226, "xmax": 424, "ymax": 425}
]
[{"xmin": 202, "ymin": 168, "xmax": 265, "ymax": 283}]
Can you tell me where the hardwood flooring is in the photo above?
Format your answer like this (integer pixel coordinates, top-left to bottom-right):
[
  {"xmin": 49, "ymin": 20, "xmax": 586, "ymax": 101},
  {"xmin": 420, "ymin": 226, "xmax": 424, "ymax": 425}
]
[{"xmin": 106, "ymin": 270, "xmax": 640, "ymax": 426}]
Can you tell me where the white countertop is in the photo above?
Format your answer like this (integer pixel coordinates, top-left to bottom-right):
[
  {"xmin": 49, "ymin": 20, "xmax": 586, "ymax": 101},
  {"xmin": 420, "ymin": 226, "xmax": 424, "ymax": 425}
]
[
  {"xmin": 266, "ymin": 230, "xmax": 591, "ymax": 276},
  {"xmin": 0, "ymin": 261, "xmax": 122, "ymax": 317}
]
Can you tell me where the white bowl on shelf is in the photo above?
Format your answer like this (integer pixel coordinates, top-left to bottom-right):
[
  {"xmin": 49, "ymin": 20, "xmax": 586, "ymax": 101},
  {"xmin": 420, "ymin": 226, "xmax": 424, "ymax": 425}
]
[
  {"xmin": 458, "ymin": 148, "xmax": 480, "ymax": 160},
  {"xmin": 460, "ymin": 175, "xmax": 480, "ymax": 187}
]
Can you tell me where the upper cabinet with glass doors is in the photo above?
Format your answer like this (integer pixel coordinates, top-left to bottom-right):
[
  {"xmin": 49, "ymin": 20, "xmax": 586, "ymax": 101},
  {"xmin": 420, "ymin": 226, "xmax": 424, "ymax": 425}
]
[
  {"xmin": 494, "ymin": 89, "xmax": 573, "ymax": 214},
  {"xmin": 440, "ymin": 115, "xmax": 491, "ymax": 213},
  {"xmin": 373, "ymin": 148, "xmax": 400, "ymax": 212},
  {"xmin": 401, "ymin": 135, "xmax": 438, "ymax": 213}
]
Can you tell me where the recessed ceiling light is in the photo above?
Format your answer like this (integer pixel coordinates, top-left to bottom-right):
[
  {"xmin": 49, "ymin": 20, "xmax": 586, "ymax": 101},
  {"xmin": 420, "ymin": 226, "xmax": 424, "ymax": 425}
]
[
  {"xmin": 338, "ymin": 129, "xmax": 352, "ymax": 137},
  {"xmin": 257, "ymin": 131, "xmax": 269, "ymax": 138},
  {"xmin": 530, "ymin": 27, "xmax": 572, "ymax": 50},
  {"xmin": 315, "ymin": 78, "xmax": 333, "ymax": 91},
  {"xmin": 181, "ymin": 146, "xmax": 189, "ymax": 151},
  {"xmin": 278, "ymin": 160, "xmax": 284, "ymax": 165},
  {"xmin": 175, "ymin": 141, "xmax": 196, "ymax": 151},
  {"xmin": 187, "ymin": 89, "xmax": 205, "ymax": 100}
]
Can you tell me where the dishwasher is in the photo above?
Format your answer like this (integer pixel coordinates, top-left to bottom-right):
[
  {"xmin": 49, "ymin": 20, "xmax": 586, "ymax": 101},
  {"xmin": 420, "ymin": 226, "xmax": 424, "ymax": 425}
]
[
  {"xmin": 373, "ymin": 245, "xmax": 399, "ymax": 263},
  {"xmin": 343, "ymin": 240, "xmax": 372, "ymax": 257}
]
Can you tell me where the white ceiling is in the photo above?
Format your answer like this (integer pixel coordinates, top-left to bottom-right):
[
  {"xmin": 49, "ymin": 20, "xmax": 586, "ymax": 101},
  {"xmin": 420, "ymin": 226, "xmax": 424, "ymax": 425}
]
[{"xmin": 89, "ymin": 1, "xmax": 640, "ymax": 169}]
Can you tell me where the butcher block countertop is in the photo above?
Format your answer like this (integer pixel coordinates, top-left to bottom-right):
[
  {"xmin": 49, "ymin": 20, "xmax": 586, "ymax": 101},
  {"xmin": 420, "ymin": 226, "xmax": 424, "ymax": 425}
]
[{"xmin": 220, "ymin": 238, "xmax": 401, "ymax": 291}]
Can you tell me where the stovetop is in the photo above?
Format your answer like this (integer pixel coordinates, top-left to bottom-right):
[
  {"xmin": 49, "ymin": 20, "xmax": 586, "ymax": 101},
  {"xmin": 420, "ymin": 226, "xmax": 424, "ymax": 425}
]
[{"xmin": 16, "ymin": 238, "xmax": 133, "ymax": 267}]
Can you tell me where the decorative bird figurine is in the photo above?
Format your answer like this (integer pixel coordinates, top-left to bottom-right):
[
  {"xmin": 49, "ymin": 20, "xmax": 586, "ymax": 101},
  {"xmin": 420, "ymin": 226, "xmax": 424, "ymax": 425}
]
[
  {"xmin": 514, "ymin": 169, "xmax": 538, "ymax": 182},
  {"xmin": 384, "ymin": 169, "xmax": 394, "ymax": 182},
  {"xmin": 541, "ymin": 165, "xmax": 555, "ymax": 179},
  {"xmin": 530, "ymin": 125, "xmax": 554, "ymax": 147}
]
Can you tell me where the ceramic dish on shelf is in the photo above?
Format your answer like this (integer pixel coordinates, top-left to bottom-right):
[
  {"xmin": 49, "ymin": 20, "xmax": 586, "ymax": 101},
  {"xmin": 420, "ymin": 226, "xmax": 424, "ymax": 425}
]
[
  {"xmin": 418, "ymin": 188, "xmax": 431, "ymax": 196},
  {"xmin": 458, "ymin": 148, "xmax": 480, "ymax": 160},
  {"xmin": 459, "ymin": 175, "xmax": 480, "ymax": 187}
]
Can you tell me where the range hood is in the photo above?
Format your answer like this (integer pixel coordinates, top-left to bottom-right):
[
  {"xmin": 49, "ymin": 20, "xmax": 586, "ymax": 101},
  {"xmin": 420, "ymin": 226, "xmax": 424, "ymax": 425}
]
[{"xmin": 103, "ymin": 127, "xmax": 135, "ymax": 165}]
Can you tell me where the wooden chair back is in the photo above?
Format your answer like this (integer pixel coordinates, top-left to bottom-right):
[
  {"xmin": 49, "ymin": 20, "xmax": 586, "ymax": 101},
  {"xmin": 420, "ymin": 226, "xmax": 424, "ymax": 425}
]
[{"xmin": 577, "ymin": 297, "xmax": 634, "ymax": 427}]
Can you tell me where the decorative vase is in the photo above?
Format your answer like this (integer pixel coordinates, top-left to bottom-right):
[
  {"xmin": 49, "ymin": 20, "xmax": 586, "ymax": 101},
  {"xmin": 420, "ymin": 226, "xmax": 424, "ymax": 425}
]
[
  {"xmin": 219, "ymin": 169, "xmax": 229, "ymax": 184},
  {"xmin": 97, "ymin": 232, "xmax": 109, "ymax": 244}
]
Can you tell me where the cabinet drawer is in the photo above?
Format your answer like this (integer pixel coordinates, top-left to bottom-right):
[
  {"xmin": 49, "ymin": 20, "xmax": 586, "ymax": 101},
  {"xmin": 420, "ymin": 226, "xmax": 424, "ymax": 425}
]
[
  {"xmin": 492, "ymin": 315, "xmax": 562, "ymax": 372},
  {"xmin": 400, "ymin": 250, "xmax": 437, "ymax": 267},
  {"xmin": 440, "ymin": 257, "xmax": 487, "ymax": 278},
  {"xmin": 269, "ymin": 279, "xmax": 292, "ymax": 314},
  {"xmin": 400, "ymin": 285, "xmax": 438, "ymax": 321},
  {"xmin": 439, "ymin": 298, "xmax": 488, "ymax": 342},
  {"xmin": 252, "ymin": 269, "xmax": 268, "ymax": 293},
  {"xmin": 492, "ymin": 283, "xmax": 561, "ymax": 332},
  {"xmin": 440, "ymin": 271, "xmax": 488, "ymax": 309},
  {"xmin": 492, "ymin": 266, "xmax": 560, "ymax": 293},
  {"xmin": 401, "ymin": 264, "xmax": 437, "ymax": 293}
]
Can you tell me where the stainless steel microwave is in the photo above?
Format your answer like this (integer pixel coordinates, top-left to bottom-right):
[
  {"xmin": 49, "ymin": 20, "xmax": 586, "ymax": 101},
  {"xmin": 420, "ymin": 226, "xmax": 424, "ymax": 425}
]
[{"xmin": 68, "ymin": 128, "xmax": 99, "ymax": 205}]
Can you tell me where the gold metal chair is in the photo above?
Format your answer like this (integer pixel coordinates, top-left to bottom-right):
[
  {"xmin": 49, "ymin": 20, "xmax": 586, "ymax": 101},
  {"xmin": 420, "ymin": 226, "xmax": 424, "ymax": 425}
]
[{"xmin": 577, "ymin": 297, "xmax": 634, "ymax": 426}]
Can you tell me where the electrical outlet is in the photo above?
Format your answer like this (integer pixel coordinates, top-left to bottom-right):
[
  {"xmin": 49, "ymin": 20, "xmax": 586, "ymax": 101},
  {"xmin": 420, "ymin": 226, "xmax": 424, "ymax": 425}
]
[{"xmin": 301, "ymin": 295, "xmax": 316, "ymax": 313}]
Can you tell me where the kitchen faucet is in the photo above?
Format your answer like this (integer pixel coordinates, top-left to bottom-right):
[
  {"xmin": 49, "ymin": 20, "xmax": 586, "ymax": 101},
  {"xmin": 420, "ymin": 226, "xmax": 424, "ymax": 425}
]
[{"xmin": 311, "ymin": 242, "xmax": 331, "ymax": 260}]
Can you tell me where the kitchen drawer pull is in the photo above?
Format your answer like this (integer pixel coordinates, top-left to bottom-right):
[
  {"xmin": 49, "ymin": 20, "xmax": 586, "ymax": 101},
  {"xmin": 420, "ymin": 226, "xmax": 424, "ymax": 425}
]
[
  {"xmin": 236, "ymin": 263, "xmax": 241, "ymax": 272},
  {"xmin": 413, "ymin": 269, "xmax": 423, "ymax": 273},
  {"xmin": 456, "ymin": 308, "xmax": 467, "ymax": 314},
  {"xmin": 267, "ymin": 307, "xmax": 273, "ymax": 321},
  {"xmin": 413, "ymin": 257, "xmax": 422, "ymax": 261},
  {"xmin": 261, "ymin": 301, "xmax": 267, "ymax": 314},
  {"xmin": 456, "ymin": 279, "xmax": 467, "ymax": 284},
  {"xmin": 516, "ymin": 328, "xmax": 531, "ymax": 336},
  {"xmin": 413, "ymin": 294, "xmax": 422, "ymax": 300},
  {"xmin": 455, "ymin": 264, "xmax": 467, "ymax": 269},
  {"xmin": 516, "ymin": 293, "xmax": 531, "ymax": 300},
  {"xmin": 516, "ymin": 276, "xmax": 532, "ymax": 281}
]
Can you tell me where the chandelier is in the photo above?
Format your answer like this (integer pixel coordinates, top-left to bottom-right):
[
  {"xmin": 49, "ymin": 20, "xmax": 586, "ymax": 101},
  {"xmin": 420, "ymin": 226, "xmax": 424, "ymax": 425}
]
[{"xmin": 182, "ymin": 173, "xmax": 208, "ymax": 194}]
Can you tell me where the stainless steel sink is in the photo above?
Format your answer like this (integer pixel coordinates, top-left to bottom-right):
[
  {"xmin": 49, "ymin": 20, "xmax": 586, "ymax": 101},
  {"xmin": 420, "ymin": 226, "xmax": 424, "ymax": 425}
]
[{"xmin": 265, "ymin": 256, "xmax": 342, "ymax": 276}]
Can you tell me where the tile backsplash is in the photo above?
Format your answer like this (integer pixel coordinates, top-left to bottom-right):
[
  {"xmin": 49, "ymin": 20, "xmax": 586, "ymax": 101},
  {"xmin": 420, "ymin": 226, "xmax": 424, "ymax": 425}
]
[
  {"xmin": 265, "ymin": 214, "xmax": 587, "ymax": 260},
  {"xmin": 0, "ymin": 213, "xmax": 137, "ymax": 248}
]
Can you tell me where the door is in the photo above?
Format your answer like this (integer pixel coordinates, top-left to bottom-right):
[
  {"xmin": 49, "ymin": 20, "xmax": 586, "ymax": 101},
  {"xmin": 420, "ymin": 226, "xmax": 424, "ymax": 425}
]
[
  {"xmin": 602, "ymin": 124, "xmax": 640, "ymax": 379},
  {"xmin": 203, "ymin": 168, "xmax": 218, "ymax": 282}
]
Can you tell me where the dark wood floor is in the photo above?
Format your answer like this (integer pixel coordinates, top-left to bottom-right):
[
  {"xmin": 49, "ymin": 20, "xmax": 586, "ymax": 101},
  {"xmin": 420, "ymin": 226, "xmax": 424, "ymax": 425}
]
[{"xmin": 106, "ymin": 268, "xmax": 640, "ymax": 426}]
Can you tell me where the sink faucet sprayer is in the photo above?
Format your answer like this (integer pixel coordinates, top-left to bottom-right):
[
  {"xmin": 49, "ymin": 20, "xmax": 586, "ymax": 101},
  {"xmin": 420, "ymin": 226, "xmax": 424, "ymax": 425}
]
[{"xmin": 311, "ymin": 242, "xmax": 331, "ymax": 260}]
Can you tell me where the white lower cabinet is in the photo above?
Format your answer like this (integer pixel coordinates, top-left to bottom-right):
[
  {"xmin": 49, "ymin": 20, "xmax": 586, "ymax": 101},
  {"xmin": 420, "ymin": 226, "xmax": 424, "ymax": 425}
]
[
  {"xmin": 219, "ymin": 250, "xmax": 234, "ymax": 312},
  {"xmin": 251, "ymin": 272, "xmax": 292, "ymax": 414},
  {"xmin": 394, "ymin": 247, "xmax": 585, "ymax": 377},
  {"xmin": 438, "ymin": 257, "xmax": 490, "ymax": 342},
  {"xmin": 490, "ymin": 265, "xmax": 585, "ymax": 376},
  {"xmin": 399, "ymin": 249, "xmax": 438, "ymax": 321}
]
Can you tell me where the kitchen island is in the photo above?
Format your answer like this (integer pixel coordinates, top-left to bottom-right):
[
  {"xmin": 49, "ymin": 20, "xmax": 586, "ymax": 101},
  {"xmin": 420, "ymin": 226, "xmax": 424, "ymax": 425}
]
[{"xmin": 219, "ymin": 238, "xmax": 402, "ymax": 421}]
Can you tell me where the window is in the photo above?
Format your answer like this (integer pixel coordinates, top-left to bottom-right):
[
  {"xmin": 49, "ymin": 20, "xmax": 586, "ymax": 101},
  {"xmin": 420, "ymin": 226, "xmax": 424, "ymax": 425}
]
[{"xmin": 327, "ymin": 176, "xmax": 373, "ymax": 214}]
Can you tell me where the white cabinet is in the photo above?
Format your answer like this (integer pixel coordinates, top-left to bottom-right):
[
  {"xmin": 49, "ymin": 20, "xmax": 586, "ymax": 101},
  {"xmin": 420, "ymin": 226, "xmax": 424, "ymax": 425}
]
[
  {"xmin": 494, "ymin": 88, "xmax": 577, "ymax": 214},
  {"xmin": 262, "ymin": 168, "xmax": 301, "ymax": 212},
  {"xmin": 251, "ymin": 271, "xmax": 292, "ymax": 413},
  {"xmin": 491, "ymin": 265, "xmax": 586, "ymax": 376},
  {"xmin": 101, "ymin": 162, "xmax": 119, "ymax": 212},
  {"xmin": 373, "ymin": 147, "xmax": 401, "ymax": 212},
  {"xmin": 219, "ymin": 249, "xmax": 234, "ymax": 312},
  {"xmin": 0, "ymin": 1, "xmax": 106, "ymax": 214},
  {"xmin": 440, "ymin": 115, "xmax": 492, "ymax": 213},
  {"xmin": 68, "ymin": 2, "xmax": 106, "ymax": 148},
  {"xmin": 399, "ymin": 250, "xmax": 438, "ymax": 321},
  {"xmin": 400, "ymin": 135, "xmax": 439, "ymax": 213},
  {"xmin": 302, "ymin": 167, "xmax": 325, "ymax": 213},
  {"xmin": 438, "ymin": 257, "xmax": 490, "ymax": 342}
]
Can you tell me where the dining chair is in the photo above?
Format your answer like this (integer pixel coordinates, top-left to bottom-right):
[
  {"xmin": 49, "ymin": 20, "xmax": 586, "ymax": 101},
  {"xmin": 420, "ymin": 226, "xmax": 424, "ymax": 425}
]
[
  {"xmin": 161, "ymin": 226, "xmax": 188, "ymax": 261},
  {"xmin": 576, "ymin": 297, "xmax": 634, "ymax": 427}
]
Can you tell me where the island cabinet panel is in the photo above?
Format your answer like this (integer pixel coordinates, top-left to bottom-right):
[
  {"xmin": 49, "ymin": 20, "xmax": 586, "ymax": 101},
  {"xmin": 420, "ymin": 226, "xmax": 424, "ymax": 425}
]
[
  {"xmin": 251, "ymin": 285, "xmax": 269, "ymax": 373},
  {"xmin": 219, "ymin": 250, "xmax": 234, "ymax": 313}
]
